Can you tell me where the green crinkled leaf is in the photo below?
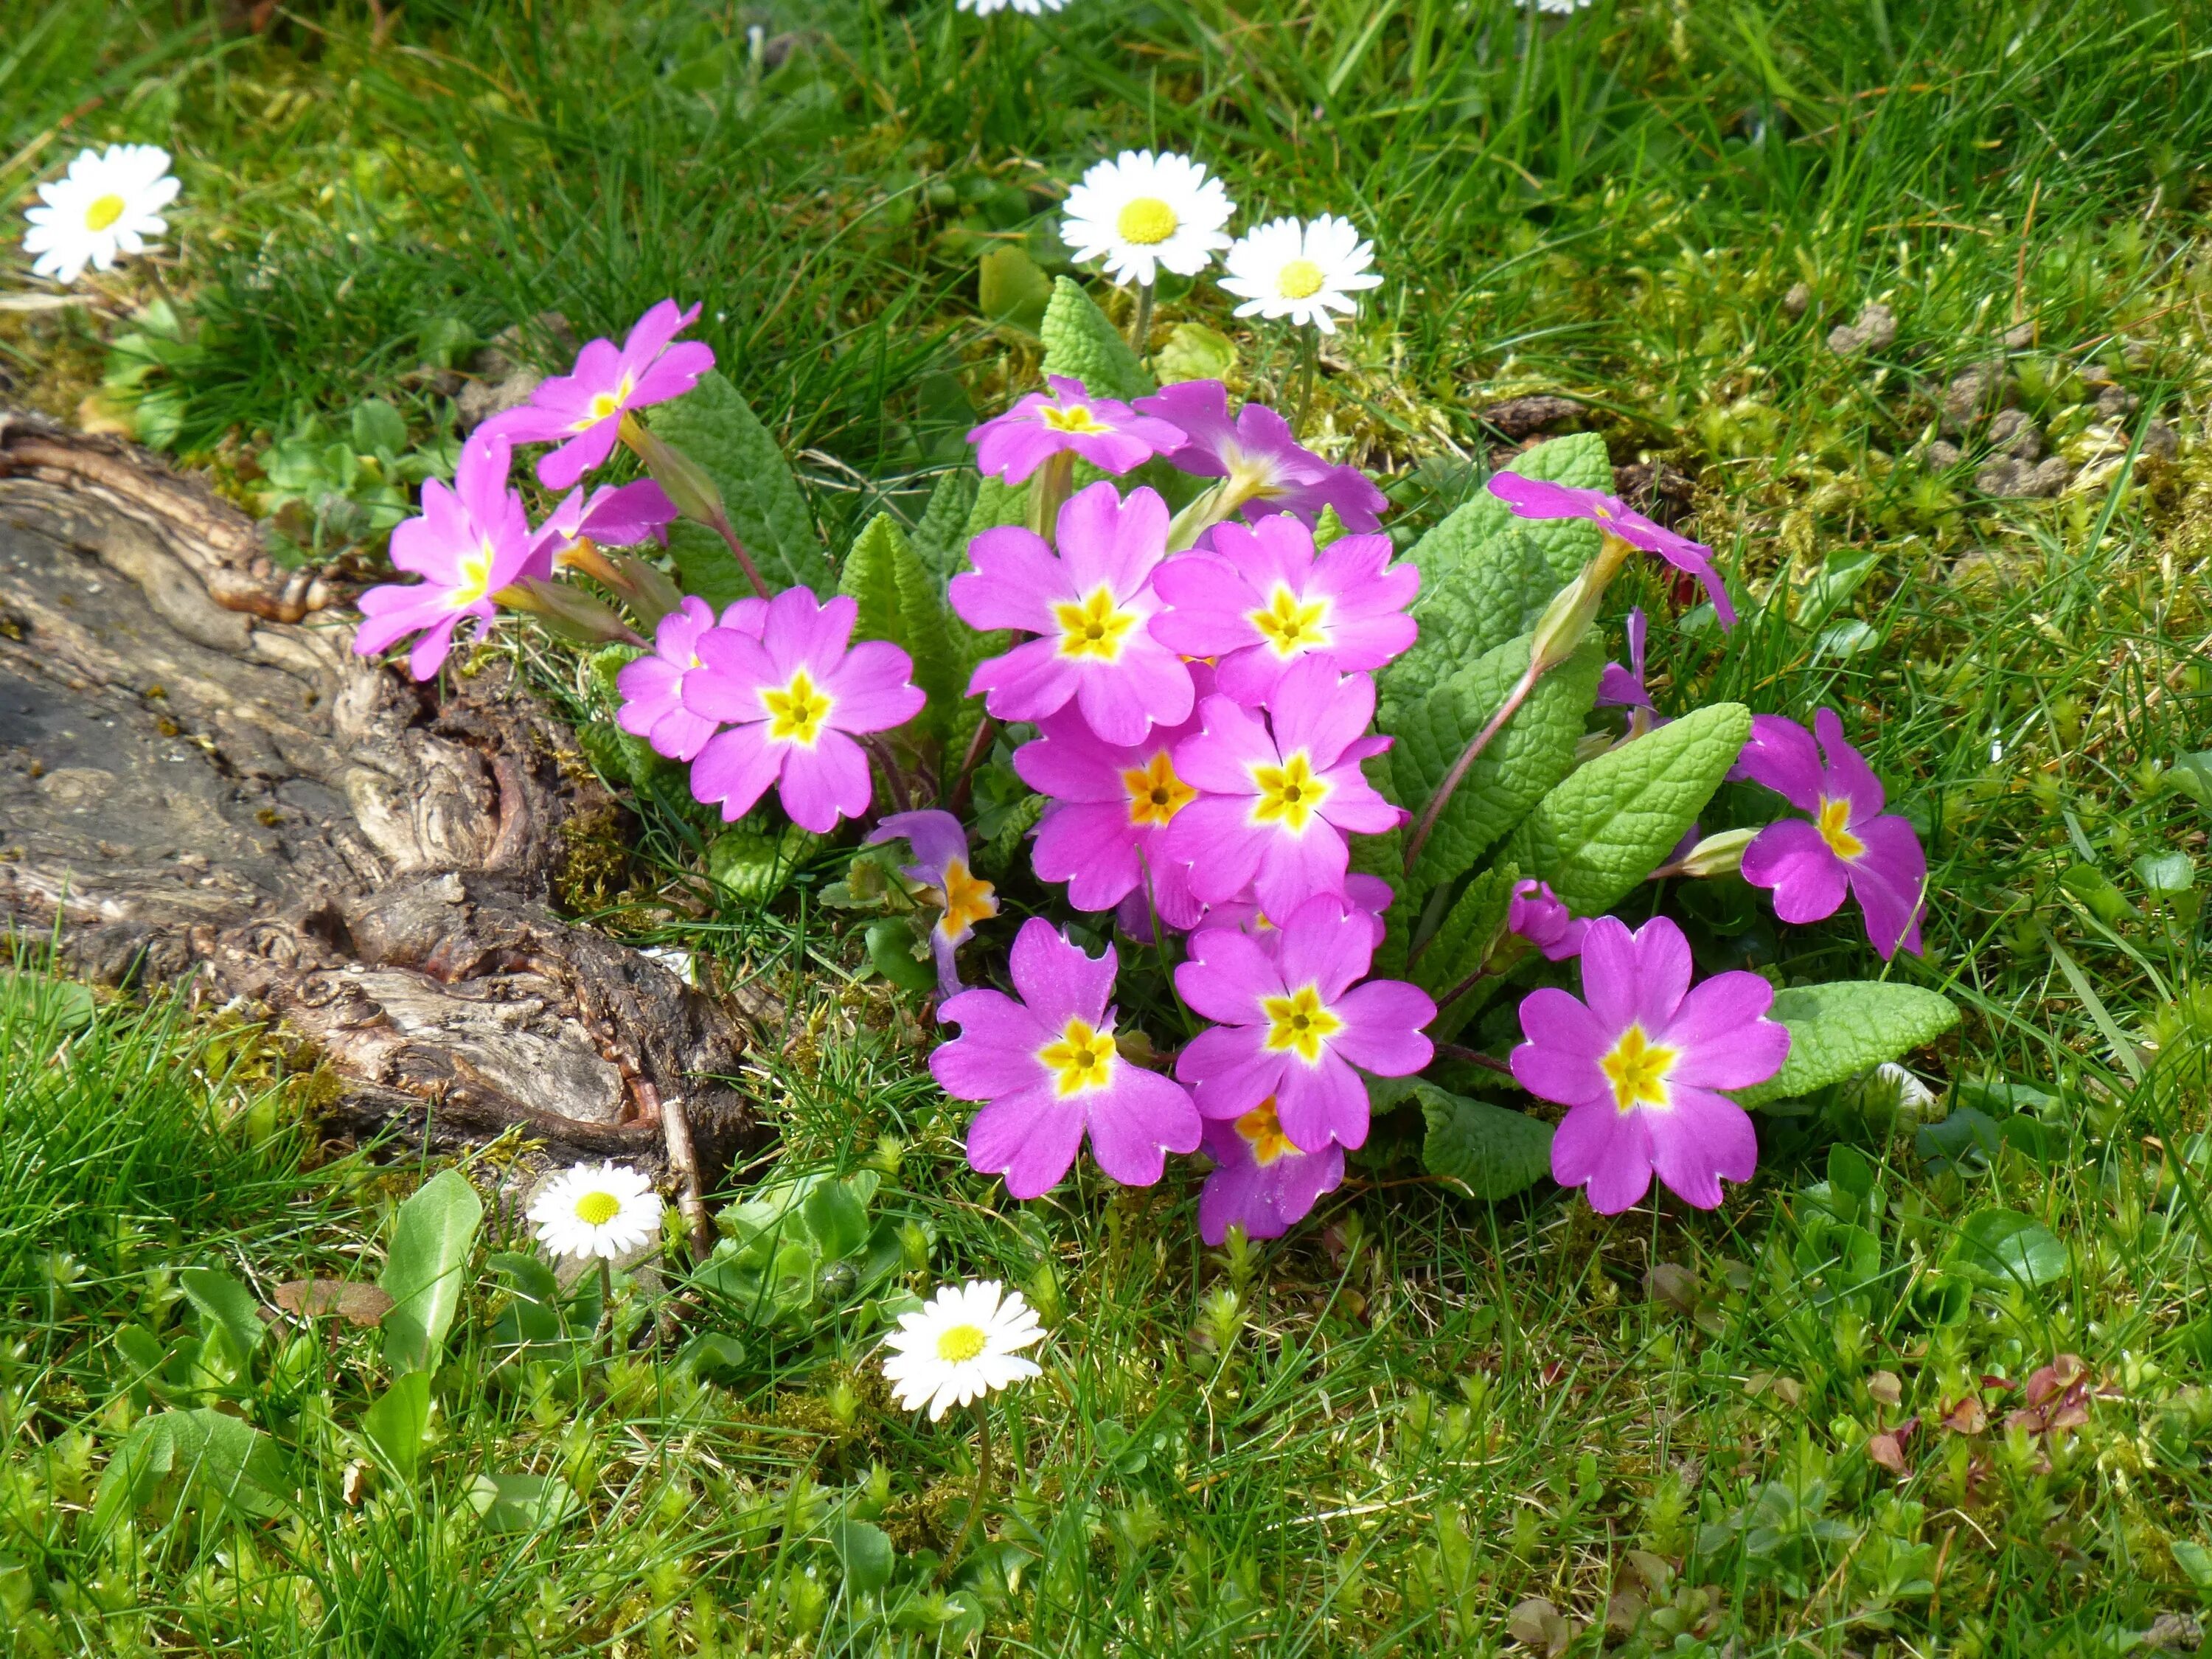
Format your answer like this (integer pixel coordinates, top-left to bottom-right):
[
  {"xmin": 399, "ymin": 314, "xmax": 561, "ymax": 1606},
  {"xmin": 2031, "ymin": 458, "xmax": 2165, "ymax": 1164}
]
[
  {"xmin": 90, "ymin": 1408, "xmax": 292, "ymax": 1538},
  {"xmin": 1392, "ymin": 635, "xmax": 1602, "ymax": 892},
  {"xmin": 707, "ymin": 818, "xmax": 819, "ymax": 904},
  {"xmin": 1406, "ymin": 432, "xmax": 1613, "ymax": 582},
  {"xmin": 1382, "ymin": 526, "xmax": 1562, "ymax": 715},
  {"xmin": 1734, "ymin": 981, "xmax": 1961, "ymax": 1108},
  {"xmin": 910, "ymin": 468, "xmax": 978, "ymax": 588},
  {"xmin": 649, "ymin": 369, "xmax": 832, "ymax": 598},
  {"xmin": 1506, "ymin": 702, "xmax": 1750, "ymax": 917},
  {"xmin": 1313, "ymin": 504, "xmax": 1350, "ymax": 549},
  {"xmin": 1393, "ymin": 1080, "xmax": 1554, "ymax": 1200},
  {"xmin": 838, "ymin": 512, "xmax": 960, "ymax": 738},
  {"xmin": 1347, "ymin": 810, "xmax": 1409, "ymax": 978},
  {"xmin": 1040, "ymin": 276, "xmax": 1153, "ymax": 403},
  {"xmin": 1411, "ymin": 864, "xmax": 1520, "ymax": 1045},
  {"xmin": 379, "ymin": 1169, "xmax": 483, "ymax": 1377}
]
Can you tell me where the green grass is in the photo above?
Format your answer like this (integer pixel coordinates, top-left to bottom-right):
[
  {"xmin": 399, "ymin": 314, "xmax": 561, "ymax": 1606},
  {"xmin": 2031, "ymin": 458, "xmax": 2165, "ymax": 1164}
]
[{"xmin": 5, "ymin": 0, "xmax": 2212, "ymax": 1653}]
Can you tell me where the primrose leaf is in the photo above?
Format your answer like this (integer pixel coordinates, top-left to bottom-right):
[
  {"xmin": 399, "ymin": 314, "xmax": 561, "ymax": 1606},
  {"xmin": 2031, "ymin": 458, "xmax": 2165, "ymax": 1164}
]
[
  {"xmin": 910, "ymin": 467, "xmax": 979, "ymax": 588},
  {"xmin": 378, "ymin": 1169, "xmax": 484, "ymax": 1377},
  {"xmin": 839, "ymin": 512, "xmax": 961, "ymax": 741},
  {"xmin": 1383, "ymin": 525, "xmax": 1562, "ymax": 715},
  {"xmin": 1405, "ymin": 432, "xmax": 1613, "ymax": 588},
  {"xmin": 1733, "ymin": 981, "xmax": 1961, "ymax": 1108},
  {"xmin": 1402, "ymin": 1081, "xmax": 1555, "ymax": 1200},
  {"xmin": 650, "ymin": 369, "xmax": 832, "ymax": 599},
  {"xmin": 1506, "ymin": 702, "xmax": 1750, "ymax": 917},
  {"xmin": 1040, "ymin": 276, "xmax": 1152, "ymax": 403},
  {"xmin": 1391, "ymin": 634, "xmax": 1601, "ymax": 892},
  {"xmin": 1411, "ymin": 864, "xmax": 1520, "ymax": 1045},
  {"xmin": 706, "ymin": 818, "xmax": 819, "ymax": 903},
  {"xmin": 980, "ymin": 244, "xmax": 1054, "ymax": 334}
]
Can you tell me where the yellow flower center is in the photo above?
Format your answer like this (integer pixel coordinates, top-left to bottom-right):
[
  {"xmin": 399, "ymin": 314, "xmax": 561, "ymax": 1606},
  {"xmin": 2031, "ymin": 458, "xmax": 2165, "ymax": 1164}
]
[
  {"xmin": 1038, "ymin": 1016, "xmax": 1119, "ymax": 1097},
  {"xmin": 1260, "ymin": 984, "xmax": 1343, "ymax": 1064},
  {"xmin": 936, "ymin": 1322, "xmax": 988, "ymax": 1363},
  {"xmin": 1040, "ymin": 403, "xmax": 1110, "ymax": 435},
  {"xmin": 1121, "ymin": 749, "xmax": 1195, "ymax": 829},
  {"xmin": 762, "ymin": 669, "xmax": 834, "ymax": 747},
  {"xmin": 1249, "ymin": 750, "xmax": 1329, "ymax": 832},
  {"xmin": 85, "ymin": 193, "xmax": 128, "ymax": 232},
  {"xmin": 1054, "ymin": 586, "xmax": 1138, "ymax": 662},
  {"xmin": 451, "ymin": 538, "xmax": 500, "ymax": 606},
  {"xmin": 1248, "ymin": 585, "xmax": 1331, "ymax": 658},
  {"xmin": 1235, "ymin": 1097, "xmax": 1296, "ymax": 1167},
  {"xmin": 1599, "ymin": 1024, "xmax": 1680, "ymax": 1114},
  {"xmin": 1116, "ymin": 196, "xmax": 1179, "ymax": 246},
  {"xmin": 1591, "ymin": 501, "xmax": 1615, "ymax": 521},
  {"xmin": 573, "ymin": 1190, "xmax": 623, "ymax": 1226},
  {"xmin": 1815, "ymin": 796, "xmax": 1865, "ymax": 860},
  {"xmin": 936, "ymin": 858, "xmax": 998, "ymax": 939},
  {"xmin": 574, "ymin": 372, "xmax": 638, "ymax": 431},
  {"xmin": 1276, "ymin": 258, "xmax": 1326, "ymax": 300}
]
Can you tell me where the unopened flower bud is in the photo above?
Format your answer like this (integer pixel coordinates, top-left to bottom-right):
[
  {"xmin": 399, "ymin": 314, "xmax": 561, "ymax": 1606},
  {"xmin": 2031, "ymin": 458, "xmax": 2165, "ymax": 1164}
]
[
  {"xmin": 1527, "ymin": 532, "xmax": 1636, "ymax": 673},
  {"xmin": 621, "ymin": 414, "xmax": 726, "ymax": 532},
  {"xmin": 1673, "ymin": 827, "xmax": 1756, "ymax": 878},
  {"xmin": 496, "ymin": 577, "xmax": 644, "ymax": 647}
]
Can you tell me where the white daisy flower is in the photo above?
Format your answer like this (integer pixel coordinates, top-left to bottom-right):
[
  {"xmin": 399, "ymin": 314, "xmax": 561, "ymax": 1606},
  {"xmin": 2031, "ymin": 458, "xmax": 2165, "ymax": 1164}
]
[
  {"xmin": 959, "ymin": 0, "xmax": 1070, "ymax": 13},
  {"xmin": 23, "ymin": 144, "xmax": 181, "ymax": 287},
  {"xmin": 1061, "ymin": 150, "xmax": 1235, "ymax": 288},
  {"xmin": 1217, "ymin": 215, "xmax": 1382, "ymax": 335},
  {"xmin": 1535, "ymin": 0, "xmax": 1593, "ymax": 13},
  {"xmin": 880, "ymin": 1280, "xmax": 1043, "ymax": 1421},
  {"xmin": 527, "ymin": 1162, "xmax": 664, "ymax": 1261}
]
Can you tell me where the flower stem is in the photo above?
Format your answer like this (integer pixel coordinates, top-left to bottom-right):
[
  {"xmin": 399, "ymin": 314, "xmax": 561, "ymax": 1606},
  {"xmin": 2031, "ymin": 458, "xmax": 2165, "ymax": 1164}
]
[
  {"xmin": 940, "ymin": 1402, "xmax": 994, "ymax": 1580},
  {"xmin": 947, "ymin": 716, "xmax": 999, "ymax": 815},
  {"xmin": 1402, "ymin": 658, "xmax": 1544, "ymax": 876},
  {"xmin": 859, "ymin": 732, "xmax": 914, "ymax": 815},
  {"xmin": 1130, "ymin": 280, "xmax": 1155, "ymax": 358},
  {"xmin": 597, "ymin": 1256, "xmax": 614, "ymax": 1361},
  {"xmin": 1435, "ymin": 1041, "xmax": 1514, "ymax": 1077},
  {"xmin": 1293, "ymin": 329, "xmax": 1320, "ymax": 433},
  {"xmin": 712, "ymin": 517, "xmax": 773, "ymax": 601}
]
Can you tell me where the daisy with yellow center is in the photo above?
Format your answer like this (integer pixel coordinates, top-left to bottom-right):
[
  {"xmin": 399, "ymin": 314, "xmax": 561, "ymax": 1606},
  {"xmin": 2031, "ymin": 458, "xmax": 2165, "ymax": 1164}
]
[
  {"xmin": 527, "ymin": 1162, "xmax": 664, "ymax": 1262},
  {"xmin": 1217, "ymin": 213, "xmax": 1383, "ymax": 336},
  {"xmin": 1060, "ymin": 149, "xmax": 1236, "ymax": 290},
  {"xmin": 880, "ymin": 1280, "xmax": 1044, "ymax": 1422},
  {"xmin": 24, "ymin": 143, "xmax": 181, "ymax": 287}
]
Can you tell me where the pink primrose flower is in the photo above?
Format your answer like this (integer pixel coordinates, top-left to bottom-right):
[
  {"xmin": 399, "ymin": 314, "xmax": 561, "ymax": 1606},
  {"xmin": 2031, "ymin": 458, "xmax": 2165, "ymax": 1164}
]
[
  {"xmin": 950, "ymin": 481, "xmax": 1194, "ymax": 745},
  {"xmin": 1133, "ymin": 380, "xmax": 1386, "ymax": 531},
  {"xmin": 522, "ymin": 479, "xmax": 678, "ymax": 582},
  {"xmin": 616, "ymin": 595, "xmax": 765, "ymax": 762},
  {"xmin": 1508, "ymin": 879, "xmax": 1589, "ymax": 962},
  {"xmin": 1197, "ymin": 1106, "xmax": 1346, "ymax": 1245},
  {"xmin": 967, "ymin": 375, "xmax": 1187, "ymax": 485},
  {"xmin": 1736, "ymin": 709, "xmax": 1927, "ymax": 959},
  {"xmin": 1148, "ymin": 512, "xmax": 1418, "ymax": 706},
  {"xmin": 1163, "ymin": 658, "xmax": 1402, "ymax": 921},
  {"xmin": 865, "ymin": 810, "xmax": 999, "ymax": 999},
  {"xmin": 353, "ymin": 432, "xmax": 534, "ymax": 681},
  {"xmin": 479, "ymin": 299, "xmax": 715, "ymax": 490},
  {"xmin": 678, "ymin": 586, "xmax": 924, "ymax": 832},
  {"xmin": 1486, "ymin": 473, "xmax": 1736, "ymax": 627},
  {"xmin": 931, "ymin": 919, "xmax": 1200, "ymax": 1198},
  {"xmin": 1510, "ymin": 915, "xmax": 1788, "ymax": 1213},
  {"xmin": 1173, "ymin": 894, "xmax": 1436, "ymax": 1154},
  {"xmin": 1191, "ymin": 872, "xmax": 1396, "ymax": 948}
]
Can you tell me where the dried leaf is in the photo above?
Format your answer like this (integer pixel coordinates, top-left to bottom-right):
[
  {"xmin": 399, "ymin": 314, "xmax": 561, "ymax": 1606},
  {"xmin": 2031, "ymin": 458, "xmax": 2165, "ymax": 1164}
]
[
  {"xmin": 1506, "ymin": 1596, "xmax": 1572, "ymax": 1657},
  {"xmin": 1943, "ymin": 1396, "xmax": 1989, "ymax": 1435},
  {"xmin": 1868, "ymin": 1369, "xmax": 1904, "ymax": 1407},
  {"xmin": 274, "ymin": 1279, "xmax": 394, "ymax": 1327},
  {"xmin": 1866, "ymin": 1431, "xmax": 1908, "ymax": 1474},
  {"xmin": 1646, "ymin": 1262, "xmax": 1700, "ymax": 1315},
  {"xmin": 1605, "ymin": 1585, "xmax": 1647, "ymax": 1635},
  {"xmin": 1626, "ymin": 1549, "xmax": 1675, "ymax": 1596}
]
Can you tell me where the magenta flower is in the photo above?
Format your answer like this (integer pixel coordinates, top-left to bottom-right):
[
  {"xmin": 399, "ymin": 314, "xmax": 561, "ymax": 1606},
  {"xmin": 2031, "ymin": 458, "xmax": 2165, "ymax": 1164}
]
[
  {"xmin": 1164, "ymin": 658, "xmax": 1402, "ymax": 921},
  {"xmin": 479, "ymin": 299, "xmax": 715, "ymax": 490},
  {"xmin": 523, "ymin": 479, "xmax": 678, "ymax": 582},
  {"xmin": 1149, "ymin": 512, "xmax": 1418, "ymax": 706},
  {"xmin": 616, "ymin": 595, "xmax": 763, "ymax": 762},
  {"xmin": 967, "ymin": 375, "xmax": 1187, "ymax": 485},
  {"xmin": 1486, "ymin": 473, "xmax": 1735, "ymax": 627},
  {"xmin": 1197, "ymin": 1105, "xmax": 1345, "ymax": 1245},
  {"xmin": 678, "ymin": 586, "xmax": 925, "ymax": 832},
  {"xmin": 1735, "ymin": 709, "xmax": 1927, "ymax": 959},
  {"xmin": 950, "ymin": 481, "xmax": 1194, "ymax": 745},
  {"xmin": 866, "ymin": 810, "xmax": 998, "ymax": 999},
  {"xmin": 1508, "ymin": 879, "xmax": 1589, "ymax": 962},
  {"xmin": 354, "ymin": 432, "xmax": 534, "ymax": 681},
  {"xmin": 1598, "ymin": 607, "xmax": 1653, "ymax": 710},
  {"xmin": 1012, "ymin": 681, "xmax": 1210, "ymax": 935},
  {"xmin": 931, "ymin": 919, "xmax": 1200, "ymax": 1197},
  {"xmin": 1134, "ymin": 380, "xmax": 1386, "ymax": 531},
  {"xmin": 1174, "ymin": 894, "xmax": 1435, "ymax": 1153},
  {"xmin": 1192, "ymin": 872, "xmax": 1397, "ymax": 947},
  {"xmin": 1511, "ymin": 915, "xmax": 1789, "ymax": 1214}
]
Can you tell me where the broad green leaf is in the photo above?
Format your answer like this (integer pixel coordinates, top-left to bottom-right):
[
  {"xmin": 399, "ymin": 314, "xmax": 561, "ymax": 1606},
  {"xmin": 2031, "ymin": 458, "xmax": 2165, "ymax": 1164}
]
[
  {"xmin": 1733, "ymin": 981, "xmax": 1961, "ymax": 1108},
  {"xmin": 1347, "ymin": 812, "xmax": 1409, "ymax": 978},
  {"xmin": 1411, "ymin": 865, "xmax": 1520, "ymax": 1045},
  {"xmin": 677, "ymin": 1330, "xmax": 748, "ymax": 1382},
  {"xmin": 351, "ymin": 397, "xmax": 408, "ymax": 459},
  {"xmin": 979, "ymin": 245, "xmax": 1054, "ymax": 333},
  {"xmin": 1402, "ymin": 433, "xmax": 1613, "ymax": 594},
  {"xmin": 179, "ymin": 1266, "xmax": 267, "ymax": 1365},
  {"xmin": 1947, "ymin": 1208, "xmax": 2068, "ymax": 1290},
  {"xmin": 650, "ymin": 369, "xmax": 832, "ymax": 598},
  {"xmin": 0, "ymin": 969, "xmax": 96, "ymax": 1030},
  {"xmin": 910, "ymin": 468, "xmax": 979, "ymax": 588},
  {"xmin": 867, "ymin": 917, "xmax": 938, "ymax": 993},
  {"xmin": 1384, "ymin": 526, "xmax": 1563, "ymax": 714},
  {"xmin": 487, "ymin": 1252, "xmax": 566, "ymax": 1352},
  {"xmin": 1392, "ymin": 635, "xmax": 1601, "ymax": 891},
  {"xmin": 1040, "ymin": 276, "xmax": 1152, "ymax": 403},
  {"xmin": 802, "ymin": 1180, "xmax": 871, "ymax": 1260},
  {"xmin": 466, "ymin": 1470, "xmax": 579, "ymax": 1534},
  {"xmin": 89, "ymin": 1408, "xmax": 291, "ymax": 1537},
  {"xmin": 963, "ymin": 475, "xmax": 1029, "ymax": 541},
  {"xmin": 379, "ymin": 1169, "xmax": 484, "ymax": 1377},
  {"xmin": 1411, "ymin": 1083, "xmax": 1555, "ymax": 1200},
  {"xmin": 706, "ymin": 818, "xmax": 818, "ymax": 904},
  {"xmin": 1312, "ymin": 504, "xmax": 1350, "ymax": 549},
  {"xmin": 838, "ymin": 512, "xmax": 961, "ymax": 738},
  {"xmin": 831, "ymin": 1519, "xmax": 897, "ymax": 1594},
  {"xmin": 361, "ymin": 1370, "xmax": 433, "ymax": 1484},
  {"xmin": 1506, "ymin": 703, "xmax": 1750, "ymax": 917},
  {"xmin": 1152, "ymin": 321, "xmax": 1237, "ymax": 386}
]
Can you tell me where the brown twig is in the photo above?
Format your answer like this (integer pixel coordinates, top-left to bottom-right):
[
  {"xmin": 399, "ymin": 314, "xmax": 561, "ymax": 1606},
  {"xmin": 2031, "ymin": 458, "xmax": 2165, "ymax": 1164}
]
[{"xmin": 658, "ymin": 1095, "xmax": 714, "ymax": 1262}]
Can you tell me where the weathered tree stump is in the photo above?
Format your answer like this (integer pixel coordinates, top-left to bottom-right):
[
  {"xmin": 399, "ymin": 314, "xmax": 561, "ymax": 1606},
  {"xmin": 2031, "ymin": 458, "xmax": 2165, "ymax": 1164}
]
[{"xmin": 0, "ymin": 410, "xmax": 759, "ymax": 1217}]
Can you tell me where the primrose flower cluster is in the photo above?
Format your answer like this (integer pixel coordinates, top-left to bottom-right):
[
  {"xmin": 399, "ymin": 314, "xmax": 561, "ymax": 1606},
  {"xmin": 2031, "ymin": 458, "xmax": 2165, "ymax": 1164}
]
[{"xmin": 349, "ymin": 282, "xmax": 1936, "ymax": 1239}]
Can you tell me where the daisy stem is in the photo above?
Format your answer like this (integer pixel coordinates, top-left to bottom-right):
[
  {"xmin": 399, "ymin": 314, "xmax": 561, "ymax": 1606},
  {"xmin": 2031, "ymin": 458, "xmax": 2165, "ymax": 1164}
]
[
  {"xmin": 597, "ymin": 1257, "xmax": 615, "ymax": 1360},
  {"xmin": 941, "ymin": 1402, "xmax": 994, "ymax": 1579},
  {"xmin": 1293, "ymin": 329, "xmax": 1320, "ymax": 434},
  {"xmin": 1129, "ymin": 280, "xmax": 1155, "ymax": 358},
  {"xmin": 1402, "ymin": 659, "xmax": 1544, "ymax": 876}
]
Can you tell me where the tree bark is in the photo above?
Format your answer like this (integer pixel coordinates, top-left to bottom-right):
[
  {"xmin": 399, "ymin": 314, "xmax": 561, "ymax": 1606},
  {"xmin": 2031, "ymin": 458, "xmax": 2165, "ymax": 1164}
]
[{"xmin": 0, "ymin": 409, "xmax": 763, "ymax": 1189}]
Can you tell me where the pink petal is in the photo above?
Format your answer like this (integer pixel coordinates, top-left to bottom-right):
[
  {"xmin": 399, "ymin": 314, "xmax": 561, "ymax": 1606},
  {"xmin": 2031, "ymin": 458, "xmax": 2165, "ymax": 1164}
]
[
  {"xmin": 689, "ymin": 724, "xmax": 784, "ymax": 821},
  {"xmin": 776, "ymin": 731, "xmax": 873, "ymax": 832},
  {"xmin": 823, "ymin": 641, "xmax": 924, "ymax": 732},
  {"xmin": 1274, "ymin": 1048, "xmax": 1370, "ymax": 1152},
  {"xmin": 1552, "ymin": 1102, "xmax": 1655, "ymax": 1214},
  {"xmin": 967, "ymin": 1090, "xmax": 1087, "ymax": 1200},
  {"xmin": 1328, "ymin": 980, "xmax": 1435, "ymax": 1075},
  {"xmin": 1084, "ymin": 1066, "xmax": 1200, "ymax": 1186},
  {"xmin": 1741, "ymin": 818, "xmax": 1850, "ymax": 924},
  {"xmin": 951, "ymin": 526, "xmax": 1071, "ymax": 633},
  {"xmin": 1644, "ymin": 1086, "xmax": 1758, "ymax": 1209},
  {"xmin": 932, "ymin": 990, "xmax": 1052, "ymax": 1097},
  {"xmin": 1846, "ymin": 813, "xmax": 1927, "ymax": 959},
  {"xmin": 1175, "ymin": 929, "xmax": 1284, "ymax": 1024},
  {"xmin": 1660, "ymin": 974, "xmax": 1788, "ymax": 1090},
  {"xmin": 1007, "ymin": 917, "xmax": 1116, "ymax": 1029}
]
